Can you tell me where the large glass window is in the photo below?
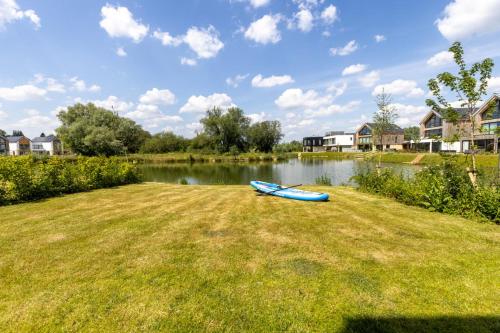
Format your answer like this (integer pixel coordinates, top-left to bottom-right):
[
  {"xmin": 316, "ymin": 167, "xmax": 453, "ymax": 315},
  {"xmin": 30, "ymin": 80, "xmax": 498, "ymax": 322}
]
[
  {"xmin": 425, "ymin": 114, "xmax": 442, "ymax": 128},
  {"xmin": 481, "ymin": 101, "xmax": 500, "ymax": 120},
  {"xmin": 481, "ymin": 122, "xmax": 499, "ymax": 135},
  {"xmin": 424, "ymin": 128, "xmax": 442, "ymax": 137},
  {"xmin": 359, "ymin": 126, "xmax": 371, "ymax": 135}
]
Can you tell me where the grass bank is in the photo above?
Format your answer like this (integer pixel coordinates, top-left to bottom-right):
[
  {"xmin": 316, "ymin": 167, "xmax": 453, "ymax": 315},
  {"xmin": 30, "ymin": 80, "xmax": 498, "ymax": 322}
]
[
  {"xmin": 0, "ymin": 184, "xmax": 498, "ymax": 332},
  {"xmin": 122, "ymin": 152, "xmax": 296, "ymax": 164}
]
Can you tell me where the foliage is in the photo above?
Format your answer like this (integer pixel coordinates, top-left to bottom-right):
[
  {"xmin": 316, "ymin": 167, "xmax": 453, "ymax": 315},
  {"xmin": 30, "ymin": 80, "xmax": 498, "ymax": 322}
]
[
  {"xmin": 273, "ymin": 140, "xmax": 302, "ymax": 153},
  {"xmin": 56, "ymin": 103, "xmax": 151, "ymax": 156},
  {"xmin": 0, "ymin": 156, "xmax": 140, "ymax": 205},
  {"xmin": 353, "ymin": 159, "xmax": 499, "ymax": 223},
  {"xmin": 403, "ymin": 126, "xmax": 420, "ymax": 141},
  {"xmin": 200, "ymin": 107, "xmax": 250, "ymax": 153},
  {"xmin": 315, "ymin": 174, "xmax": 332, "ymax": 186},
  {"xmin": 141, "ymin": 131, "xmax": 189, "ymax": 153},
  {"xmin": 426, "ymin": 41, "xmax": 495, "ymax": 175},
  {"xmin": 0, "ymin": 129, "xmax": 6, "ymax": 137},
  {"xmin": 247, "ymin": 120, "xmax": 283, "ymax": 153},
  {"xmin": 372, "ymin": 91, "xmax": 399, "ymax": 150}
]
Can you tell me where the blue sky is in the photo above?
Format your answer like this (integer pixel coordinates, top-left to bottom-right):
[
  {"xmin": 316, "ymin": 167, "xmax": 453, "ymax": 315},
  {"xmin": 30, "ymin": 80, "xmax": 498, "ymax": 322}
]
[{"xmin": 1, "ymin": 0, "xmax": 500, "ymax": 140}]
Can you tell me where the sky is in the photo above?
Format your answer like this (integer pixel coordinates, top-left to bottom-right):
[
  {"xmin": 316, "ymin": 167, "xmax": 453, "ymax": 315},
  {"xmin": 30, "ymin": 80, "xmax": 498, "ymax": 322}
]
[{"xmin": 1, "ymin": 0, "xmax": 500, "ymax": 140}]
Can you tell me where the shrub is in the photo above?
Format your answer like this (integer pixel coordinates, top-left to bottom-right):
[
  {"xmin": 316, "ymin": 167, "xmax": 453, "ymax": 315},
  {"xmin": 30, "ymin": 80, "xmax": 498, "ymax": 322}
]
[
  {"xmin": 315, "ymin": 174, "xmax": 332, "ymax": 186},
  {"xmin": 0, "ymin": 156, "xmax": 141, "ymax": 205},
  {"xmin": 352, "ymin": 160, "xmax": 499, "ymax": 223}
]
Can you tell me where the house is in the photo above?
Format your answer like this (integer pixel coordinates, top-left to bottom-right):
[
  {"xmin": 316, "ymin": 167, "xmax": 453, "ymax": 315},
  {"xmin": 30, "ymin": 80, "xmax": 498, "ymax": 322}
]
[
  {"xmin": 418, "ymin": 94, "xmax": 499, "ymax": 153},
  {"xmin": 302, "ymin": 136, "xmax": 325, "ymax": 152},
  {"xmin": 0, "ymin": 136, "xmax": 8, "ymax": 155},
  {"xmin": 355, "ymin": 123, "xmax": 404, "ymax": 151},
  {"xmin": 7, "ymin": 135, "xmax": 31, "ymax": 156},
  {"xmin": 323, "ymin": 131, "xmax": 356, "ymax": 152},
  {"xmin": 31, "ymin": 133, "xmax": 63, "ymax": 156}
]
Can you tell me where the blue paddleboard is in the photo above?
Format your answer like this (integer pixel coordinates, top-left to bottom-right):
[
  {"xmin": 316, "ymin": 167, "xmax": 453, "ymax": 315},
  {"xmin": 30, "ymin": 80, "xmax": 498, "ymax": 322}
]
[{"xmin": 250, "ymin": 181, "xmax": 329, "ymax": 202}]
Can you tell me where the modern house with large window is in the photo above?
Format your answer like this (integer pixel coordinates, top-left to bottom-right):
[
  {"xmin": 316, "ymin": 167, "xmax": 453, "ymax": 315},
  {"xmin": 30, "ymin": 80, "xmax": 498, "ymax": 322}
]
[
  {"xmin": 355, "ymin": 123, "xmax": 404, "ymax": 151},
  {"xmin": 418, "ymin": 94, "xmax": 499, "ymax": 153},
  {"xmin": 0, "ymin": 136, "xmax": 8, "ymax": 155},
  {"xmin": 323, "ymin": 131, "xmax": 356, "ymax": 152},
  {"xmin": 7, "ymin": 135, "xmax": 31, "ymax": 156},
  {"xmin": 302, "ymin": 136, "xmax": 325, "ymax": 152},
  {"xmin": 31, "ymin": 133, "xmax": 63, "ymax": 156}
]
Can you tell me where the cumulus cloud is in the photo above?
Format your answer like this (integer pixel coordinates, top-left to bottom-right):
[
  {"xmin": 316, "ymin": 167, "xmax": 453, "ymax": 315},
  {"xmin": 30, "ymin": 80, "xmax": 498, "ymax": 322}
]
[
  {"xmin": 180, "ymin": 57, "xmax": 197, "ymax": 66},
  {"xmin": 244, "ymin": 14, "xmax": 281, "ymax": 44},
  {"xmin": 99, "ymin": 5, "xmax": 148, "ymax": 42},
  {"xmin": 275, "ymin": 88, "xmax": 333, "ymax": 110},
  {"xmin": 436, "ymin": 0, "xmax": 500, "ymax": 40},
  {"xmin": 32, "ymin": 74, "xmax": 65, "ymax": 93},
  {"xmin": 321, "ymin": 5, "xmax": 338, "ymax": 24},
  {"xmin": 249, "ymin": 0, "xmax": 271, "ymax": 8},
  {"xmin": 391, "ymin": 103, "xmax": 428, "ymax": 127},
  {"xmin": 179, "ymin": 93, "xmax": 235, "ymax": 113},
  {"xmin": 304, "ymin": 100, "xmax": 361, "ymax": 117},
  {"xmin": 116, "ymin": 47, "xmax": 127, "ymax": 57},
  {"xmin": 251, "ymin": 74, "xmax": 294, "ymax": 88},
  {"xmin": 326, "ymin": 82, "xmax": 347, "ymax": 98},
  {"xmin": 372, "ymin": 79, "xmax": 425, "ymax": 97},
  {"xmin": 139, "ymin": 88, "xmax": 176, "ymax": 106},
  {"xmin": 9, "ymin": 110, "xmax": 58, "ymax": 130},
  {"xmin": 226, "ymin": 74, "xmax": 249, "ymax": 88},
  {"xmin": 0, "ymin": 84, "xmax": 46, "ymax": 101},
  {"xmin": 248, "ymin": 112, "xmax": 267, "ymax": 123},
  {"xmin": 426, "ymin": 51, "xmax": 454, "ymax": 67},
  {"xmin": 92, "ymin": 96, "xmax": 134, "ymax": 113},
  {"xmin": 374, "ymin": 34, "xmax": 386, "ymax": 42},
  {"xmin": 330, "ymin": 40, "xmax": 358, "ymax": 56},
  {"xmin": 0, "ymin": 0, "xmax": 40, "ymax": 29},
  {"xmin": 125, "ymin": 104, "xmax": 182, "ymax": 127},
  {"xmin": 70, "ymin": 77, "xmax": 101, "ymax": 93},
  {"xmin": 152, "ymin": 30, "xmax": 183, "ymax": 46},
  {"xmin": 489, "ymin": 76, "xmax": 500, "ymax": 93},
  {"xmin": 342, "ymin": 64, "xmax": 367, "ymax": 76},
  {"xmin": 294, "ymin": 9, "xmax": 314, "ymax": 32},
  {"xmin": 359, "ymin": 70, "xmax": 381, "ymax": 88}
]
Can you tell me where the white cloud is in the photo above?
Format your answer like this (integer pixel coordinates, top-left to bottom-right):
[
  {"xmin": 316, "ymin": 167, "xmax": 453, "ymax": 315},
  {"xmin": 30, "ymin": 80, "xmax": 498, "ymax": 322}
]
[
  {"xmin": 374, "ymin": 34, "xmax": 386, "ymax": 42},
  {"xmin": 92, "ymin": 96, "xmax": 134, "ymax": 113},
  {"xmin": 10, "ymin": 111, "xmax": 58, "ymax": 129},
  {"xmin": 139, "ymin": 88, "xmax": 176, "ymax": 106},
  {"xmin": 179, "ymin": 93, "xmax": 235, "ymax": 113},
  {"xmin": 326, "ymin": 82, "xmax": 347, "ymax": 98},
  {"xmin": 321, "ymin": 5, "xmax": 338, "ymax": 24},
  {"xmin": 304, "ymin": 100, "xmax": 361, "ymax": 117},
  {"xmin": 322, "ymin": 30, "xmax": 331, "ymax": 37},
  {"xmin": 126, "ymin": 104, "xmax": 182, "ymax": 126},
  {"xmin": 152, "ymin": 30, "xmax": 183, "ymax": 46},
  {"xmin": 0, "ymin": 110, "xmax": 6, "ymax": 120},
  {"xmin": 248, "ymin": 112, "xmax": 267, "ymax": 123},
  {"xmin": 390, "ymin": 103, "xmax": 428, "ymax": 127},
  {"xmin": 295, "ymin": 9, "xmax": 314, "ymax": 32},
  {"xmin": 275, "ymin": 88, "xmax": 333, "ymax": 110},
  {"xmin": 436, "ymin": 0, "xmax": 500, "ymax": 40},
  {"xmin": 116, "ymin": 47, "xmax": 127, "ymax": 57},
  {"xmin": 183, "ymin": 26, "xmax": 224, "ymax": 59},
  {"xmin": 0, "ymin": 0, "xmax": 40, "ymax": 29},
  {"xmin": 181, "ymin": 57, "xmax": 197, "ymax": 66},
  {"xmin": 99, "ymin": 5, "xmax": 148, "ymax": 43},
  {"xmin": 342, "ymin": 64, "xmax": 367, "ymax": 76},
  {"xmin": 186, "ymin": 122, "xmax": 203, "ymax": 134},
  {"xmin": 0, "ymin": 84, "xmax": 46, "ymax": 101},
  {"xmin": 249, "ymin": 0, "xmax": 271, "ymax": 8},
  {"xmin": 226, "ymin": 74, "xmax": 249, "ymax": 88},
  {"xmin": 330, "ymin": 40, "xmax": 358, "ymax": 56},
  {"xmin": 372, "ymin": 79, "xmax": 425, "ymax": 97},
  {"xmin": 251, "ymin": 74, "xmax": 294, "ymax": 88},
  {"xmin": 244, "ymin": 14, "xmax": 281, "ymax": 44},
  {"xmin": 489, "ymin": 76, "xmax": 500, "ymax": 93},
  {"xmin": 70, "ymin": 77, "xmax": 101, "ymax": 93},
  {"xmin": 32, "ymin": 75, "xmax": 65, "ymax": 93},
  {"xmin": 426, "ymin": 51, "xmax": 454, "ymax": 67},
  {"xmin": 359, "ymin": 70, "xmax": 381, "ymax": 88}
]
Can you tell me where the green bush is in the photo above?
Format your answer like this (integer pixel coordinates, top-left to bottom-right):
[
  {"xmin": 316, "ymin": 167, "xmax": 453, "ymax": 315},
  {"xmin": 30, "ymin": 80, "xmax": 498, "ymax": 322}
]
[
  {"xmin": 0, "ymin": 156, "xmax": 141, "ymax": 205},
  {"xmin": 352, "ymin": 160, "xmax": 499, "ymax": 223},
  {"xmin": 315, "ymin": 174, "xmax": 332, "ymax": 186}
]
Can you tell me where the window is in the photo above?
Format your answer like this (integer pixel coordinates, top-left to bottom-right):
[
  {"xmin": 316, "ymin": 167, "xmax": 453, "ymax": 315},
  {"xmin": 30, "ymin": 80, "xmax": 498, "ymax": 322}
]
[
  {"xmin": 32, "ymin": 144, "xmax": 44, "ymax": 150},
  {"xmin": 481, "ymin": 122, "xmax": 499, "ymax": 135},
  {"xmin": 424, "ymin": 128, "xmax": 442, "ymax": 138},
  {"xmin": 425, "ymin": 114, "xmax": 442, "ymax": 128},
  {"xmin": 481, "ymin": 101, "xmax": 500, "ymax": 120},
  {"xmin": 359, "ymin": 126, "xmax": 371, "ymax": 135}
]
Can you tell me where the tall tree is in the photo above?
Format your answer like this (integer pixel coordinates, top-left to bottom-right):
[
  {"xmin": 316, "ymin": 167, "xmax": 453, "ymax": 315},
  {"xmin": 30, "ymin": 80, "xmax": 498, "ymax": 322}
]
[
  {"xmin": 56, "ymin": 103, "xmax": 150, "ymax": 156},
  {"xmin": 372, "ymin": 91, "xmax": 398, "ymax": 168},
  {"xmin": 247, "ymin": 121, "xmax": 283, "ymax": 153},
  {"xmin": 426, "ymin": 41, "xmax": 495, "ymax": 184},
  {"xmin": 200, "ymin": 107, "xmax": 250, "ymax": 153}
]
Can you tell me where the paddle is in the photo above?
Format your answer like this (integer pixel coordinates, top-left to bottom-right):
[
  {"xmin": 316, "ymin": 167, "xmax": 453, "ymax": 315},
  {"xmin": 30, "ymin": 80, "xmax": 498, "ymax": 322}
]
[{"xmin": 257, "ymin": 184, "xmax": 303, "ymax": 196}]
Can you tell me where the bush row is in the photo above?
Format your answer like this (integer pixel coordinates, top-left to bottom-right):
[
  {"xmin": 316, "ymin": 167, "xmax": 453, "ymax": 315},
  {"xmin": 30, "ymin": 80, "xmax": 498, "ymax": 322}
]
[
  {"xmin": 0, "ymin": 156, "xmax": 141, "ymax": 205},
  {"xmin": 352, "ymin": 160, "xmax": 499, "ymax": 223}
]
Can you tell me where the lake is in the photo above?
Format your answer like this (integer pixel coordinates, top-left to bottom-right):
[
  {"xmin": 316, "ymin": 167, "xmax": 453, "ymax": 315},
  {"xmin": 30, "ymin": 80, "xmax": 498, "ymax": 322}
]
[{"xmin": 140, "ymin": 158, "xmax": 419, "ymax": 185}]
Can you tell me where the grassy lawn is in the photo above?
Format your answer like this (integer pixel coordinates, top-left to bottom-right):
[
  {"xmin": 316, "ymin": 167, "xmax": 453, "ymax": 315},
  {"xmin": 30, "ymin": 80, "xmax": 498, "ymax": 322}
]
[{"xmin": 0, "ymin": 184, "xmax": 499, "ymax": 332}]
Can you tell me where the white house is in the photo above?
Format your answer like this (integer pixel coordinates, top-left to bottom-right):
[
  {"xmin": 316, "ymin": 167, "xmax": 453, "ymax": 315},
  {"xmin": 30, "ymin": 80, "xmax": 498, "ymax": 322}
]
[
  {"xmin": 323, "ymin": 131, "xmax": 356, "ymax": 152},
  {"xmin": 31, "ymin": 133, "xmax": 63, "ymax": 156},
  {"xmin": 7, "ymin": 135, "xmax": 31, "ymax": 156}
]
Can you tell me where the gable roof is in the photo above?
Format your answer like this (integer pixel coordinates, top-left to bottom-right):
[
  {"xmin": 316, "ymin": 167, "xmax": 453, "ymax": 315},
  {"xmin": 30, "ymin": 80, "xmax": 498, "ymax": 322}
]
[
  {"xmin": 6, "ymin": 136, "xmax": 30, "ymax": 143},
  {"xmin": 32, "ymin": 134, "xmax": 58, "ymax": 143},
  {"xmin": 473, "ymin": 94, "xmax": 499, "ymax": 117},
  {"xmin": 357, "ymin": 122, "xmax": 403, "ymax": 134}
]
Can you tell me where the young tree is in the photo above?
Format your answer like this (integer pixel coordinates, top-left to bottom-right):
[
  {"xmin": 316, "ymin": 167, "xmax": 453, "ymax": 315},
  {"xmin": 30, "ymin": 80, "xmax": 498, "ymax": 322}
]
[
  {"xmin": 403, "ymin": 126, "xmax": 421, "ymax": 150},
  {"xmin": 426, "ymin": 42, "xmax": 495, "ymax": 184},
  {"xmin": 372, "ymin": 91, "xmax": 398, "ymax": 167},
  {"xmin": 247, "ymin": 120, "xmax": 283, "ymax": 153}
]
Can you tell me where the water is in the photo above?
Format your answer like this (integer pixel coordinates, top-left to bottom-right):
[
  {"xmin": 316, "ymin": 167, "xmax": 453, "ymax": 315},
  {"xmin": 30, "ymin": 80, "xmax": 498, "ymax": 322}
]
[{"xmin": 140, "ymin": 158, "xmax": 419, "ymax": 185}]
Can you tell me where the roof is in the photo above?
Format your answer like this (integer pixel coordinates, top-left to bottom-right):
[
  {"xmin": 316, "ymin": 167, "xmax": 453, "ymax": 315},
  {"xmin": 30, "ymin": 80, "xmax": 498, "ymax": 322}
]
[
  {"xmin": 358, "ymin": 122, "xmax": 403, "ymax": 134},
  {"xmin": 32, "ymin": 134, "xmax": 58, "ymax": 143},
  {"xmin": 6, "ymin": 136, "xmax": 30, "ymax": 143}
]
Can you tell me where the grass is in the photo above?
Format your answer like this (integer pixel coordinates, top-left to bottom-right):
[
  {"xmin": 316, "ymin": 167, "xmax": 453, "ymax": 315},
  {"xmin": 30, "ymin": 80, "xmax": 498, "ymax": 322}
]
[
  {"xmin": 0, "ymin": 184, "xmax": 499, "ymax": 332},
  {"xmin": 121, "ymin": 152, "xmax": 295, "ymax": 164}
]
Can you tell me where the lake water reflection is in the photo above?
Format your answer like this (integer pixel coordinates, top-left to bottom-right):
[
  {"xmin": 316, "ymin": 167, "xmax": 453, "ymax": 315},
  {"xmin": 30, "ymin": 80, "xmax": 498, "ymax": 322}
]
[{"xmin": 140, "ymin": 158, "xmax": 420, "ymax": 185}]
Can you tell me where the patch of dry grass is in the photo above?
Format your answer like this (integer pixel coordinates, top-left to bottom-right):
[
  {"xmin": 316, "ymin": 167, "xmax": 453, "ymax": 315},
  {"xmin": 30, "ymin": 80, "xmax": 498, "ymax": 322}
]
[{"xmin": 0, "ymin": 184, "xmax": 498, "ymax": 332}]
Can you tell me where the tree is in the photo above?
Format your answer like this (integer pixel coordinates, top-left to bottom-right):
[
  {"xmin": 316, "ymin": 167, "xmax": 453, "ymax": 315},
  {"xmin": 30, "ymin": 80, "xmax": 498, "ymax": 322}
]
[
  {"xmin": 373, "ymin": 91, "xmax": 398, "ymax": 149},
  {"xmin": 12, "ymin": 130, "xmax": 24, "ymax": 136},
  {"xmin": 273, "ymin": 140, "xmax": 303, "ymax": 153},
  {"xmin": 56, "ymin": 103, "xmax": 151, "ymax": 156},
  {"xmin": 200, "ymin": 107, "xmax": 250, "ymax": 153},
  {"xmin": 141, "ymin": 131, "xmax": 189, "ymax": 153},
  {"xmin": 247, "ymin": 121, "xmax": 283, "ymax": 153},
  {"xmin": 404, "ymin": 126, "xmax": 420, "ymax": 150},
  {"xmin": 426, "ymin": 41, "xmax": 495, "ymax": 184},
  {"xmin": 0, "ymin": 129, "xmax": 6, "ymax": 137}
]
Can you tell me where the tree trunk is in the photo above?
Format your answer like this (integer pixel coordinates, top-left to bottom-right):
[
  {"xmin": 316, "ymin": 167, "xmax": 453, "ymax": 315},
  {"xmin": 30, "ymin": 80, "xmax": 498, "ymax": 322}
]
[{"xmin": 468, "ymin": 115, "xmax": 477, "ymax": 187}]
